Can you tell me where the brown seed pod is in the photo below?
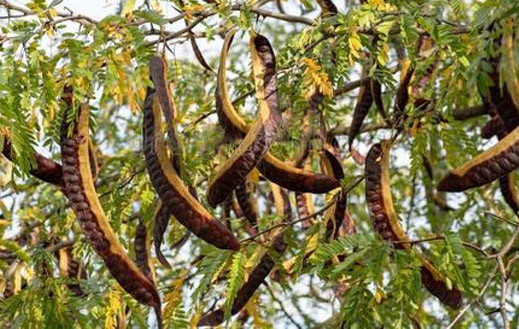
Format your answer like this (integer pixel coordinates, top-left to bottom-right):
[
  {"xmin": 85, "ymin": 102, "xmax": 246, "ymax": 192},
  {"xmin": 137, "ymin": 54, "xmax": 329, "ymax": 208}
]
[
  {"xmin": 215, "ymin": 30, "xmax": 340, "ymax": 194},
  {"xmin": 394, "ymin": 59, "xmax": 415, "ymax": 116},
  {"xmin": 135, "ymin": 219, "xmax": 154, "ymax": 283},
  {"xmin": 153, "ymin": 202, "xmax": 171, "ymax": 268},
  {"xmin": 365, "ymin": 141, "xmax": 462, "ymax": 309},
  {"xmin": 370, "ymin": 78, "xmax": 388, "ymax": 121},
  {"xmin": 437, "ymin": 125, "xmax": 519, "ymax": 192},
  {"xmin": 348, "ymin": 73, "xmax": 374, "ymax": 150},
  {"xmin": 481, "ymin": 116, "xmax": 505, "ymax": 139},
  {"xmin": 499, "ymin": 173, "xmax": 519, "ymax": 213},
  {"xmin": 206, "ymin": 33, "xmax": 282, "ymax": 207},
  {"xmin": 57, "ymin": 246, "xmax": 87, "ymax": 297},
  {"xmin": 316, "ymin": 0, "xmax": 338, "ymax": 16},
  {"xmin": 235, "ymin": 175, "xmax": 259, "ymax": 227},
  {"xmin": 60, "ymin": 104, "xmax": 161, "ymax": 312},
  {"xmin": 321, "ymin": 147, "xmax": 347, "ymax": 240},
  {"xmin": 143, "ymin": 87, "xmax": 240, "ymax": 250},
  {"xmin": 198, "ymin": 185, "xmax": 289, "ymax": 327}
]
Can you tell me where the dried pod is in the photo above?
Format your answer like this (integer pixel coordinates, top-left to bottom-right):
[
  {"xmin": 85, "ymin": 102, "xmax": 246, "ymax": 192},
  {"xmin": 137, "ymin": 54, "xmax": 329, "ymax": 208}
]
[
  {"xmin": 481, "ymin": 116, "xmax": 505, "ymax": 139},
  {"xmin": 153, "ymin": 202, "xmax": 171, "ymax": 268},
  {"xmin": 321, "ymin": 147, "xmax": 347, "ymax": 239},
  {"xmin": 437, "ymin": 125, "xmax": 519, "ymax": 192},
  {"xmin": 61, "ymin": 104, "xmax": 161, "ymax": 312},
  {"xmin": 370, "ymin": 79, "xmax": 388, "ymax": 121},
  {"xmin": 207, "ymin": 33, "xmax": 282, "ymax": 207},
  {"xmin": 499, "ymin": 173, "xmax": 519, "ymax": 213},
  {"xmin": 198, "ymin": 185, "xmax": 289, "ymax": 327},
  {"xmin": 235, "ymin": 176, "xmax": 259, "ymax": 227},
  {"xmin": 143, "ymin": 88, "xmax": 240, "ymax": 250},
  {"xmin": 394, "ymin": 59, "xmax": 415, "ymax": 116},
  {"xmin": 215, "ymin": 30, "xmax": 340, "ymax": 194},
  {"xmin": 57, "ymin": 247, "xmax": 87, "ymax": 297},
  {"xmin": 317, "ymin": 0, "xmax": 337, "ymax": 16},
  {"xmin": 135, "ymin": 219, "xmax": 154, "ymax": 283},
  {"xmin": 348, "ymin": 74, "xmax": 374, "ymax": 150},
  {"xmin": 365, "ymin": 141, "xmax": 462, "ymax": 309}
]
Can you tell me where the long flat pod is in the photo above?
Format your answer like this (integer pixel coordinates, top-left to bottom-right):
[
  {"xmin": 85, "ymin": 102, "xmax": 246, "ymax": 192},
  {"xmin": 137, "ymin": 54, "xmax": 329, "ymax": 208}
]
[
  {"xmin": 143, "ymin": 88, "xmax": 240, "ymax": 250},
  {"xmin": 60, "ymin": 104, "xmax": 161, "ymax": 312},
  {"xmin": 215, "ymin": 30, "xmax": 340, "ymax": 194},
  {"xmin": 207, "ymin": 33, "xmax": 282, "ymax": 207},
  {"xmin": 437, "ymin": 125, "xmax": 519, "ymax": 192},
  {"xmin": 500, "ymin": 173, "xmax": 519, "ymax": 213},
  {"xmin": 365, "ymin": 142, "xmax": 462, "ymax": 309},
  {"xmin": 135, "ymin": 219, "xmax": 154, "ymax": 283},
  {"xmin": 198, "ymin": 185, "xmax": 289, "ymax": 327}
]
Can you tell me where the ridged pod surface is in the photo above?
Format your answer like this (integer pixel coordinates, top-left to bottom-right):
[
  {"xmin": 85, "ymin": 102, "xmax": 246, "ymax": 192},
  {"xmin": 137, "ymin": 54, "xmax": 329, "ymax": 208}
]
[
  {"xmin": 394, "ymin": 59, "xmax": 415, "ymax": 116},
  {"xmin": 198, "ymin": 185, "xmax": 289, "ymax": 327},
  {"xmin": 235, "ymin": 176, "xmax": 259, "ymax": 227},
  {"xmin": 215, "ymin": 30, "xmax": 340, "ymax": 194},
  {"xmin": 143, "ymin": 88, "xmax": 240, "ymax": 250},
  {"xmin": 499, "ymin": 173, "xmax": 519, "ymax": 213},
  {"xmin": 135, "ymin": 219, "xmax": 154, "ymax": 283},
  {"xmin": 60, "ymin": 104, "xmax": 161, "ymax": 311},
  {"xmin": 437, "ymin": 125, "xmax": 519, "ymax": 192},
  {"xmin": 206, "ymin": 33, "xmax": 282, "ymax": 207},
  {"xmin": 366, "ymin": 141, "xmax": 462, "ymax": 309},
  {"xmin": 481, "ymin": 116, "xmax": 506, "ymax": 139}
]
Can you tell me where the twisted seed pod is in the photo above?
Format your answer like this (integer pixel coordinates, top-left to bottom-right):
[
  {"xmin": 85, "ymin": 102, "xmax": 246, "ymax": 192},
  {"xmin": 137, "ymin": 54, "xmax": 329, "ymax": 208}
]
[
  {"xmin": 394, "ymin": 59, "xmax": 415, "ymax": 116},
  {"xmin": 135, "ymin": 219, "xmax": 154, "ymax": 283},
  {"xmin": 143, "ymin": 88, "xmax": 240, "ymax": 250},
  {"xmin": 207, "ymin": 33, "xmax": 282, "ymax": 207},
  {"xmin": 57, "ymin": 247, "xmax": 87, "ymax": 297},
  {"xmin": 437, "ymin": 125, "xmax": 519, "ymax": 192},
  {"xmin": 348, "ymin": 73, "xmax": 373, "ymax": 150},
  {"xmin": 370, "ymin": 79, "xmax": 387, "ymax": 121},
  {"xmin": 215, "ymin": 30, "xmax": 340, "ymax": 194},
  {"xmin": 60, "ymin": 104, "xmax": 161, "ymax": 312},
  {"xmin": 198, "ymin": 185, "xmax": 289, "ymax": 327},
  {"xmin": 366, "ymin": 141, "xmax": 462, "ymax": 309},
  {"xmin": 153, "ymin": 202, "xmax": 171, "ymax": 268}
]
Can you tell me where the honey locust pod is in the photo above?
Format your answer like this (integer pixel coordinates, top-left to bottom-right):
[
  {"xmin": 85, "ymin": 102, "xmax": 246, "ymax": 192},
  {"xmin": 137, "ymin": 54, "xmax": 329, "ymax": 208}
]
[
  {"xmin": 499, "ymin": 173, "xmax": 519, "ymax": 214},
  {"xmin": 60, "ymin": 104, "xmax": 162, "ymax": 314},
  {"xmin": 198, "ymin": 184, "xmax": 289, "ymax": 327},
  {"xmin": 365, "ymin": 141, "xmax": 462, "ymax": 309},
  {"xmin": 56, "ymin": 246, "xmax": 87, "ymax": 297},
  {"xmin": 135, "ymin": 219, "xmax": 155, "ymax": 284},
  {"xmin": 215, "ymin": 29, "xmax": 340, "ymax": 194},
  {"xmin": 143, "ymin": 87, "xmax": 240, "ymax": 250},
  {"xmin": 437, "ymin": 125, "xmax": 519, "ymax": 192},
  {"xmin": 348, "ymin": 71, "xmax": 374, "ymax": 151},
  {"xmin": 206, "ymin": 32, "xmax": 282, "ymax": 207}
]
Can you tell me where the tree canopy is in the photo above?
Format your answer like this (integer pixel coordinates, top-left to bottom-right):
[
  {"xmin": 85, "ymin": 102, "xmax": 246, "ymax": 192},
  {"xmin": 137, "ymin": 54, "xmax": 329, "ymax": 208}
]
[{"xmin": 1, "ymin": 0, "xmax": 519, "ymax": 328}]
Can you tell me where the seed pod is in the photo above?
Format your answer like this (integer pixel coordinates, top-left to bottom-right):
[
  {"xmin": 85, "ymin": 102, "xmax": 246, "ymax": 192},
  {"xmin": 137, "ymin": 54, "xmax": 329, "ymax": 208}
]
[
  {"xmin": 198, "ymin": 185, "xmax": 289, "ymax": 327},
  {"xmin": 60, "ymin": 104, "xmax": 161, "ymax": 311},
  {"xmin": 235, "ymin": 176, "xmax": 259, "ymax": 227},
  {"xmin": 153, "ymin": 202, "xmax": 171, "ymax": 268},
  {"xmin": 370, "ymin": 79, "xmax": 388, "ymax": 121},
  {"xmin": 437, "ymin": 125, "xmax": 519, "ymax": 192},
  {"xmin": 481, "ymin": 116, "xmax": 505, "ymax": 139},
  {"xmin": 207, "ymin": 33, "xmax": 282, "ymax": 207},
  {"xmin": 499, "ymin": 173, "xmax": 519, "ymax": 213},
  {"xmin": 143, "ymin": 88, "xmax": 240, "ymax": 250},
  {"xmin": 365, "ymin": 141, "xmax": 462, "ymax": 309},
  {"xmin": 135, "ymin": 219, "xmax": 154, "ymax": 283},
  {"xmin": 317, "ymin": 0, "xmax": 337, "ymax": 16},
  {"xmin": 215, "ymin": 30, "xmax": 340, "ymax": 194},
  {"xmin": 321, "ymin": 147, "xmax": 347, "ymax": 240},
  {"xmin": 57, "ymin": 247, "xmax": 87, "ymax": 297},
  {"xmin": 88, "ymin": 139, "xmax": 100, "ymax": 181},
  {"xmin": 348, "ymin": 74, "xmax": 374, "ymax": 150},
  {"xmin": 394, "ymin": 59, "xmax": 415, "ymax": 116}
]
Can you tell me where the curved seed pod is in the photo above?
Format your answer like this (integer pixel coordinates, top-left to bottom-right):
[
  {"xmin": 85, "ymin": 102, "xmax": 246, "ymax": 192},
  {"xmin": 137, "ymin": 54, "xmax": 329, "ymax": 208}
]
[
  {"xmin": 153, "ymin": 202, "xmax": 172, "ymax": 268},
  {"xmin": 348, "ymin": 74, "xmax": 374, "ymax": 150},
  {"xmin": 207, "ymin": 33, "xmax": 282, "ymax": 207},
  {"xmin": 88, "ymin": 139, "xmax": 100, "ymax": 181},
  {"xmin": 370, "ymin": 79, "xmax": 387, "ymax": 121},
  {"xmin": 321, "ymin": 148, "xmax": 346, "ymax": 239},
  {"xmin": 365, "ymin": 142, "xmax": 462, "ymax": 309},
  {"xmin": 215, "ymin": 30, "xmax": 339, "ymax": 194},
  {"xmin": 1, "ymin": 134, "xmax": 64, "ymax": 187},
  {"xmin": 295, "ymin": 192, "xmax": 314, "ymax": 229},
  {"xmin": 437, "ymin": 125, "xmax": 519, "ymax": 192},
  {"xmin": 235, "ymin": 177, "xmax": 259, "ymax": 227},
  {"xmin": 499, "ymin": 173, "xmax": 519, "ymax": 213},
  {"xmin": 135, "ymin": 219, "xmax": 154, "ymax": 283},
  {"xmin": 60, "ymin": 104, "xmax": 161, "ymax": 311},
  {"xmin": 394, "ymin": 59, "xmax": 415, "ymax": 116},
  {"xmin": 481, "ymin": 116, "xmax": 506, "ymax": 139},
  {"xmin": 57, "ymin": 247, "xmax": 87, "ymax": 297},
  {"xmin": 143, "ymin": 89, "xmax": 240, "ymax": 250},
  {"xmin": 198, "ymin": 185, "xmax": 289, "ymax": 327}
]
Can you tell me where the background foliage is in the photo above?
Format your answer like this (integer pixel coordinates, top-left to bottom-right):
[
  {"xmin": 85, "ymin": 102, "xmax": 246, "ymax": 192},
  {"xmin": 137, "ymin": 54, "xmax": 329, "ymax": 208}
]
[{"xmin": 1, "ymin": 0, "xmax": 519, "ymax": 328}]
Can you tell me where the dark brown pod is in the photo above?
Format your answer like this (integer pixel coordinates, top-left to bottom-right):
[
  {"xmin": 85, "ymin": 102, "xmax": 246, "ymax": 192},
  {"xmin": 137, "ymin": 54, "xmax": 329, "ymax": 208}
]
[
  {"xmin": 56, "ymin": 246, "xmax": 87, "ymax": 297},
  {"xmin": 437, "ymin": 125, "xmax": 519, "ymax": 192},
  {"xmin": 61, "ymin": 104, "xmax": 161, "ymax": 310},
  {"xmin": 366, "ymin": 141, "xmax": 462, "ymax": 309},
  {"xmin": 317, "ymin": 0, "xmax": 338, "ymax": 16},
  {"xmin": 235, "ymin": 177, "xmax": 259, "ymax": 227},
  {"xmin": 370, "ymin": 79, "xmax": 388, "ymax": 121},
  {"xmin": 394, "ymin": 60, "xmax": 415, "ymax": 116},
  {"xmin": 499, "ymin": 173, "xmax": 519, "ymax": 213},
  {"xmin": 153, "ymin": 202, "xmax": 171, "ymax": 268},
  {"xmin": 207, "ymin": 33, "xmax": 282, "ymax": 207},
  {"xmin": 348, "ymin": 76, "xmax": 374, "ymax": 150},
  {"xmin": 135, "ymin": 219, "xmax": 154, "ymax": 283},
  {"xmin": 481, "ymin": 116, "xmax": 506, "ymax": 139}
]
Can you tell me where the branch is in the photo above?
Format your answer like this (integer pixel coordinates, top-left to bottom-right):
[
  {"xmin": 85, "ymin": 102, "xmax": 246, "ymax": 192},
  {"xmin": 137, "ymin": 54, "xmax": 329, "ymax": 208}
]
[{"xmin": 251, "ymin": 7, "xmax": 315, "ymax": 25}]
